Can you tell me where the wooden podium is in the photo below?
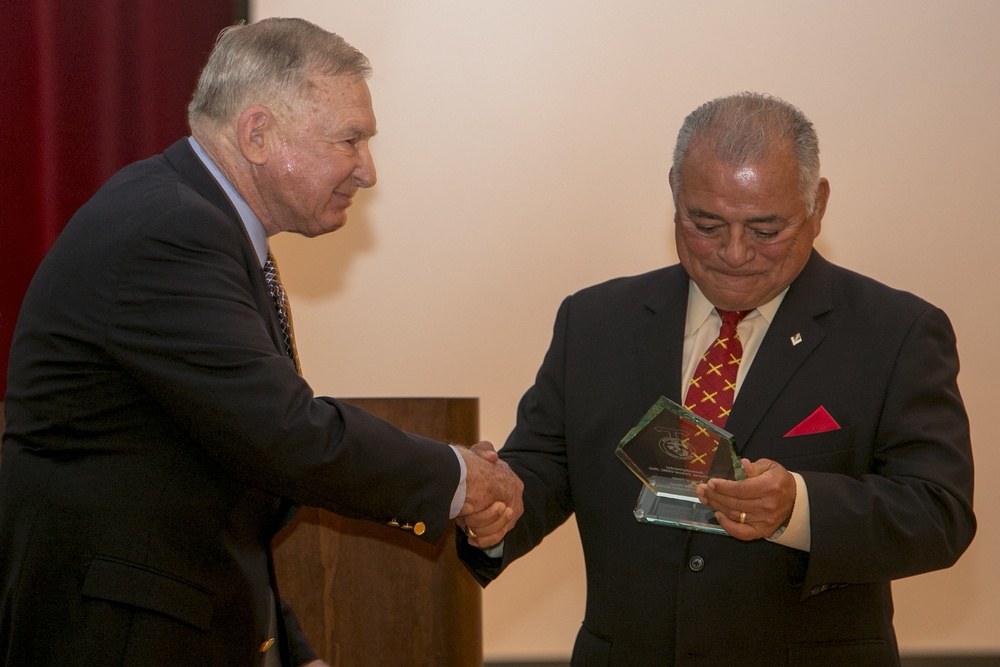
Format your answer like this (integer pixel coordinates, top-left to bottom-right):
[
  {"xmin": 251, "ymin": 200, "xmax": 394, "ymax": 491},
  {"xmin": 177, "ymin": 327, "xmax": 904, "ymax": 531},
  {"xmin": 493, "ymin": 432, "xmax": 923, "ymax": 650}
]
[{"xmin": 272, "ymin": 398, "xmax": 483, "ymax": 667}]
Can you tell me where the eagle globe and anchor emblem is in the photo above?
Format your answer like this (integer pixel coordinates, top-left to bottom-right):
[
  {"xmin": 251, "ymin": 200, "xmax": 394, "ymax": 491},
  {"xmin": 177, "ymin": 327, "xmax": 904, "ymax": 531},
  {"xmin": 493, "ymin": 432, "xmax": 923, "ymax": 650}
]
[
  {"xmin": 616, "ymin": 396, "xmax": 744, "ymax": 534},
  {"xmin": 654, "ymin": 426, "xmax": 698, "ymax": 462}
]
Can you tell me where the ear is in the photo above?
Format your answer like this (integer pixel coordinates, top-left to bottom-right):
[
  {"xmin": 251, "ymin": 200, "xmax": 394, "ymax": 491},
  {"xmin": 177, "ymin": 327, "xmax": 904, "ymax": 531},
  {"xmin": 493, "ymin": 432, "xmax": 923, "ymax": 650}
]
[
  {"xmin": 236, "ymin": 106, "xmax": 273, "ymax": 166},
  {"xmin": 810, "ymin": 177, "xmax": 830, "ymax": 238},
  {"xmin": 668, "ymin": 167, "xmax": 678, "ymax": 196}
]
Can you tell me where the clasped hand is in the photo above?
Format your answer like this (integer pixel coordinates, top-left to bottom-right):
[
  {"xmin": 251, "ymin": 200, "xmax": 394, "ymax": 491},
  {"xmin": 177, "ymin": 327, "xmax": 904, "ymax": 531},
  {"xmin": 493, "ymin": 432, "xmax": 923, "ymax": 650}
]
[
  {"xmin": 696, "ymin": 457, "xmax": 796, "ymax": 541},
  {"xmin": 456, "ymin": 442, "xmax": 524, "ymax": 548}
]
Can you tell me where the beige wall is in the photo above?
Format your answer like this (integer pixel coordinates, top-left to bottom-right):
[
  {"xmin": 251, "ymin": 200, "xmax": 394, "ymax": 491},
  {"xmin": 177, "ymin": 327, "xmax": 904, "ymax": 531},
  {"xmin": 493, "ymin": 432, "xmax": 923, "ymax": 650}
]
[{"xmin": 254, "ymin": 0, "xmax": 1000, "ymax": 660}]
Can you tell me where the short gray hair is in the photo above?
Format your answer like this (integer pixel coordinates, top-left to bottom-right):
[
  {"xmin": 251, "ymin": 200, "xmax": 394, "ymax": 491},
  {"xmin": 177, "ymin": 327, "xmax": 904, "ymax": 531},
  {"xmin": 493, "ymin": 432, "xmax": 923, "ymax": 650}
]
[
  {"xmin": 672, "ymin": 92, "xmax": 821, "ymax": 213},
  {"xmin": 188, "ymin": 17, "xmax": 371, "ymax": 132}
]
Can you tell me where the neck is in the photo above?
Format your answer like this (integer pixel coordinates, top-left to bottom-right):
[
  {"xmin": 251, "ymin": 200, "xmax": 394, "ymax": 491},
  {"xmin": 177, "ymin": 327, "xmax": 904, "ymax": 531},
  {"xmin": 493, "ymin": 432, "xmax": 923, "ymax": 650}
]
[{"xmin": 193, "ymin": 130, "xmax": 276, "ymax": 236}]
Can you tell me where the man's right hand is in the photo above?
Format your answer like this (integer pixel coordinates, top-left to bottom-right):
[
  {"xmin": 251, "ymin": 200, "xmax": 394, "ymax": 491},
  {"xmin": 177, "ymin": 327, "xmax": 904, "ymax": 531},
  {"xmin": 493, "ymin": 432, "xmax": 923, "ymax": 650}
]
[{"xmin": 456, "ymin": 442, "xmax": 523, "ymax": 548}]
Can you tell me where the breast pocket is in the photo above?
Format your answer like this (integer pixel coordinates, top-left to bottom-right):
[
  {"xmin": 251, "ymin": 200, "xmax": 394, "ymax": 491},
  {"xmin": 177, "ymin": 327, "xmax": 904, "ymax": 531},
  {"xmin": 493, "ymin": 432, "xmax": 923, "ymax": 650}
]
[{"xmin": 767, "ymin": 426, "xmax": 855, "ymax": 473}]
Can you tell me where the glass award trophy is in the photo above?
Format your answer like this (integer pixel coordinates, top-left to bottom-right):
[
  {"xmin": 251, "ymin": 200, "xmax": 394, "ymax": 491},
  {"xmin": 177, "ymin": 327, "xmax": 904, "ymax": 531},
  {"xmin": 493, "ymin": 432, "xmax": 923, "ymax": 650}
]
[{"xmin": 615, "ymin": 396, "xmax": 745, "ymax": 534}]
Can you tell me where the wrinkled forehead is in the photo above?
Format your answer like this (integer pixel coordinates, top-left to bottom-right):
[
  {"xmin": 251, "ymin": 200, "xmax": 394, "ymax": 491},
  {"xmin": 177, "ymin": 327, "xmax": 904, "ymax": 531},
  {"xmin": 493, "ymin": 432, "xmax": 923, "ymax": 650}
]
[
  {"xmin": 685, "ymin": 134, "xmax": 797, "ymax": 174},
  {"xmin": 288, "ymin": 74, "xmax": 376, "ymax": 130}
]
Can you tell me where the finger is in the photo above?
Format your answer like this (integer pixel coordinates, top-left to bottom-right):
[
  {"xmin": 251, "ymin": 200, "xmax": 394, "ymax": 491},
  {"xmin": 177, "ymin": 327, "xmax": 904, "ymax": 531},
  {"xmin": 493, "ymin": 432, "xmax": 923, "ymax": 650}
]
[
  {"xmin": 460, "ymin": 501, "xmax": 503, "ymax": 528},
  {"xmin": 463, "ymin": 501, "xmax": 508, "ymax": 533},
  {"xmin": 698, "ymin": 480, "xmax": 742, "ymax": 513},
  {"xmin": 714, "ymin": 510, "xmax": 750, "ymax": 539},
  {"xmin": 467, "ymin": 508, "xmax": 516, "ymax": 549},
  {"xmin": 715, "ymin": 509, "xmax": 770, "ymax": 542},
  {"xmin": 468, "ymin": 531, "xmax": 506, "ymax": 549},
  {"xmin": 470, "ymin": 441, "xmax": 499, "ymax": 463},
  {"xmin": 708, "ymin": 458, "xmax": 766, "ymax": 500},
  {"xmin": 460, "ymin": 514, "xmax": 505, "ymax": 543},
  {"xmin": 471, "ymin": 505, "xmax": 514, "ymax": 537}
]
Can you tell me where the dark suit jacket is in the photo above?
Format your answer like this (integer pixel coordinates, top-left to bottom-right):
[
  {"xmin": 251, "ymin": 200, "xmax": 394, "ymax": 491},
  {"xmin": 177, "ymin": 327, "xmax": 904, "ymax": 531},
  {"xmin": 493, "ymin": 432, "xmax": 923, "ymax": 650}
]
[
  {"xmin": 459, "ymin": 252, "xmax": 975, "ymax": 666},
  {"xmin": 0, "ymin": 139, "xmax": 459, "ymax": 666}
]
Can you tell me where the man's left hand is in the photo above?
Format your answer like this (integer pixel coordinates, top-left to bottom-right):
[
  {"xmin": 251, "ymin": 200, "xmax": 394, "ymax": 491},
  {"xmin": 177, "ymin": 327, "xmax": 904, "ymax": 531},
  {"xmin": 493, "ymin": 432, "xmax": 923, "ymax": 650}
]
[{"xmin": 696, "ymin": 458, "xmax": 796, "ymax": 540}]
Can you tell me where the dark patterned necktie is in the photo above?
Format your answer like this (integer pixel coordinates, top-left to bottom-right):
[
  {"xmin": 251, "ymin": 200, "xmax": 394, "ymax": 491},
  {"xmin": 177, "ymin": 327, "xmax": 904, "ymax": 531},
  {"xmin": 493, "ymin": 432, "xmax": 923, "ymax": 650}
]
[
  {"xmin": 263, "ymin": 252, "xmax": 300, "ymax": 372},
  {"xmin": 682, "ymin": 308, "xmax": 751, "ymax": 473}
]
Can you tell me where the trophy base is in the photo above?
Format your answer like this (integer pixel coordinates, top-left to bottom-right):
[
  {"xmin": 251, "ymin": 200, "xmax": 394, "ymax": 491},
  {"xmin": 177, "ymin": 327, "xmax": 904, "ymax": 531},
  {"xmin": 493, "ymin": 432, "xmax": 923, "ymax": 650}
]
[{"xmin": 632, "ymin": 480, "xmax": 726, "ymax": 534}]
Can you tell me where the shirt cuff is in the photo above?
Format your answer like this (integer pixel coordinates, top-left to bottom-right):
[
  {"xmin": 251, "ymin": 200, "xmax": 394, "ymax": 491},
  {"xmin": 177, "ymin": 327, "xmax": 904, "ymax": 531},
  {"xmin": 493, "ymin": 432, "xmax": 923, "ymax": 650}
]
[
  {"xmin": 482, "ymin": 542, "xmax": 505, "ymax": 559},
  {"xmin": 448, "ymin": 445, "xmax": 467, "ymax": 520},
  {"xmin": 766, "ymin": 471, "xmax": 810, "ymax": 551}
]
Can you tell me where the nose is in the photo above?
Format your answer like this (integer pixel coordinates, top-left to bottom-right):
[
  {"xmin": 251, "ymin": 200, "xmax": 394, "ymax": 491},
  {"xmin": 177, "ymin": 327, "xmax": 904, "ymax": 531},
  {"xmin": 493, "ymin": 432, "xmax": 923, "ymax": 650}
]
[
  {"xmin": 718, "ymin": 226, "xmax": 754, "ymax": 266},
  {"xmin": 355, "ymin": 143, "xmax": 377, "ymax": 188}
]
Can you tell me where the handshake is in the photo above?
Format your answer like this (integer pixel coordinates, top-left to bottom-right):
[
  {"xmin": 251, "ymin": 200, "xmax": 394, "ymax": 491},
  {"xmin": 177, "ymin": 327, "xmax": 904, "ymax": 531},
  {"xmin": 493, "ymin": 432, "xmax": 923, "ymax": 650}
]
[{"xmin": 455, "ymin": 442, "xmax": 524, "ymax": 549}]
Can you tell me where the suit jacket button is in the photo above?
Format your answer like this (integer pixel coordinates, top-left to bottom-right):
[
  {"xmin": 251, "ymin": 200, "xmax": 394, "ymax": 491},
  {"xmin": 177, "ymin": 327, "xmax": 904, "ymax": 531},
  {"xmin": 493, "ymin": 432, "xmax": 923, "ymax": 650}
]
[
  {"xmin": 688, "ymin": 556, "xmax": 705, "ymax": 572},
  {"xmin": 387, "ymin": 518, "xmax": 400, "ymax": 528},
  {"xmin": 413, "ymin": 521, "xmax": 426, "ymax": 535},
  {"xmin": 259, "ymin": 638, "xmax": 275, "ymax": 653}
]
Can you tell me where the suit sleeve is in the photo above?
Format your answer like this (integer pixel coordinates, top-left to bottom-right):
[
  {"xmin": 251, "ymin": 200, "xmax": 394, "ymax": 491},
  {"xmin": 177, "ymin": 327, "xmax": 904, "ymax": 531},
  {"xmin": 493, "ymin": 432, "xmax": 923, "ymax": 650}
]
[
  {"xmin": 459, "ymin": 297, "xmax": 576, "ymax": 584},
  {"xmin": 105, "ymin": 200, "xmax": 459, "ymax": 541},
  {"xmin": 801, "ymin": 305, "xmax": 975, "ymax": 592}
]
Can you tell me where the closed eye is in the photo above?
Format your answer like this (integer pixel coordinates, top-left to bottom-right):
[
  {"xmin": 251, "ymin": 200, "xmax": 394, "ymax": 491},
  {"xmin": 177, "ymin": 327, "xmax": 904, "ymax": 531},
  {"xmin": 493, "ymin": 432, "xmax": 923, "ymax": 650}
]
[{"xmin": 749, "ymin": 228, "xmax": 780, "ymax": 240}]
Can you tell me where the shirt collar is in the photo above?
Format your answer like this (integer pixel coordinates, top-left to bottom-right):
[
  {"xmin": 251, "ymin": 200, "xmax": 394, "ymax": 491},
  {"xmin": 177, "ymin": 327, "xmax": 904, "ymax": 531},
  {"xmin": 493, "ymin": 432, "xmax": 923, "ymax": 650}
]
[
  {"xmin": 684, "ymin": 280, "xmax": 788, "ymax": 337},
  {"xmin": 187, "ymin": 136, "xmax": 269, "ymax": 267}
]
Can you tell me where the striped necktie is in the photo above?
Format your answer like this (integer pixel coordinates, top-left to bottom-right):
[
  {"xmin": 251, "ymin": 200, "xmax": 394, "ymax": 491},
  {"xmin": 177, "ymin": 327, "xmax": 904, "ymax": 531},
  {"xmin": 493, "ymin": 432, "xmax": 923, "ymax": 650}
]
[{"xmin": 262, "ymin": 252, "xmax": 300, "ymax": 372}]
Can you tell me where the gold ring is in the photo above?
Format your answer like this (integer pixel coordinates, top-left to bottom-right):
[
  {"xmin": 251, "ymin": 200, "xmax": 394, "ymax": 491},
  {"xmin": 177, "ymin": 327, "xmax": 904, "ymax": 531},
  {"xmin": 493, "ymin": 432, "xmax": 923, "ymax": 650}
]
[
  {"xmin": 738, "ymin": 512, "xmax": 747, "ymax": 524},
  {"xmin": 465, "ymin": 526, "xmax": 478, "ymax": 539}
]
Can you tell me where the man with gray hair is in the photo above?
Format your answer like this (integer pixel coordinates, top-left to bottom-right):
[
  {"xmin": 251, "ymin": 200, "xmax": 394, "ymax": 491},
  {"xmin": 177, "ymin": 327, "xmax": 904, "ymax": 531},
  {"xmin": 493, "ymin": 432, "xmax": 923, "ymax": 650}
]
[
  {"xmin": 458, "ymin": 92, "xmax": 975, "ymax": 665},
  {"xmin": 0, "ymin": 18, "xmax": 521, "ymax": 667}
]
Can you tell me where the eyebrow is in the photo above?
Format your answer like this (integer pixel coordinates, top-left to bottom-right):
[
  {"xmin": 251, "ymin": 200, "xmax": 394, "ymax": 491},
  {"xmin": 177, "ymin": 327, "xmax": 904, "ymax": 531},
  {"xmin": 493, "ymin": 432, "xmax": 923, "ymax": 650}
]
[
  {"xmin": 686, "ymin": 208, "xmax": 788, "ymax": 225},
  {"xmin": 687, "ymin": 208, "xmax": 725, "ymax": 221},
  {"xmin": 746, "ymin": 214, "xmax": 788, "ymax": 224},
  {"xmin": 346, "ymin": 125, "xmax": 378, "ymax": 139}
]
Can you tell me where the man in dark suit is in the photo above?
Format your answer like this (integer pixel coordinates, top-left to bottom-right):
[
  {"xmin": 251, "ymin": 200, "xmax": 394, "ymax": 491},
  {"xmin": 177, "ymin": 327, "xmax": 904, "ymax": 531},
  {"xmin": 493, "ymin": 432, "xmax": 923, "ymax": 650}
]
[
  {"xmin": 0, "ymin": 18, "xmax": 521, "ymax": 667},
  {"xmin": 457, "ymin": 93, "xmax": 975, "ymax": 665}
]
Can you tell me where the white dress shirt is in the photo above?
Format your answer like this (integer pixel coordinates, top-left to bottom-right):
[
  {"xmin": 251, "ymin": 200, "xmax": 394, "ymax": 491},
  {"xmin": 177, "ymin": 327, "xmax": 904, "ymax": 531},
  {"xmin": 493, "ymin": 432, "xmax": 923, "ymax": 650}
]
[{"xmin": 683, "ymin": 282, "xmax": 810, "ymax": 551}]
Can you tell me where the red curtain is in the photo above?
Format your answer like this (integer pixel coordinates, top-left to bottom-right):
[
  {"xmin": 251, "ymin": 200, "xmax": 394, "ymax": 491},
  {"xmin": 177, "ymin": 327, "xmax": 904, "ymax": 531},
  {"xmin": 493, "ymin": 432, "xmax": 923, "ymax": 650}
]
[{"xmin": 0, "ymin": 0, "xmax": 246, "ymax": 398}]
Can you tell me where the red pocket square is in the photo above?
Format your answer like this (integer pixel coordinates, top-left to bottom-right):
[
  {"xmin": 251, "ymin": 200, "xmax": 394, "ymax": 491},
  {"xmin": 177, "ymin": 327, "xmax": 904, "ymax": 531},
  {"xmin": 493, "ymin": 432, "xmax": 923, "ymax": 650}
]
[{"xmin": 784, "ymin": 406, "xmax": 841, "ymax": 437}]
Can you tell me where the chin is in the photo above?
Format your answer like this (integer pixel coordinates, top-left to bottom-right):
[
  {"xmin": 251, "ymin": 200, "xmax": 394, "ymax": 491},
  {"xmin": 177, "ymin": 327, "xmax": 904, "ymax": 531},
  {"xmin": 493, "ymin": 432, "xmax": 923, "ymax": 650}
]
[{"xmin": 310, "ymin": 217, "xmax": 348, "ymax": 237}]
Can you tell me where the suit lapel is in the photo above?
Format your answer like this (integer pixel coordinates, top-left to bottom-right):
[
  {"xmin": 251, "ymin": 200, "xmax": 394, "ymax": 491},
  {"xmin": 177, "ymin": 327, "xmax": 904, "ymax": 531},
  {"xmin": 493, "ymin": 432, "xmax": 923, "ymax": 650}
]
[
  {"xmin": 162, "ymin": 139, "xmax": 286, "ymax": 355},
  {"xmin": 635, "ymin": 265, "xmax": 690, "ymax": 410},
  {"xmin": 726, "ymin": 251, "xmax": 834, "ymax": 453},
  {"xmin": 164, "ymin": 139, "xmax": 298, "ymax": 527}
]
